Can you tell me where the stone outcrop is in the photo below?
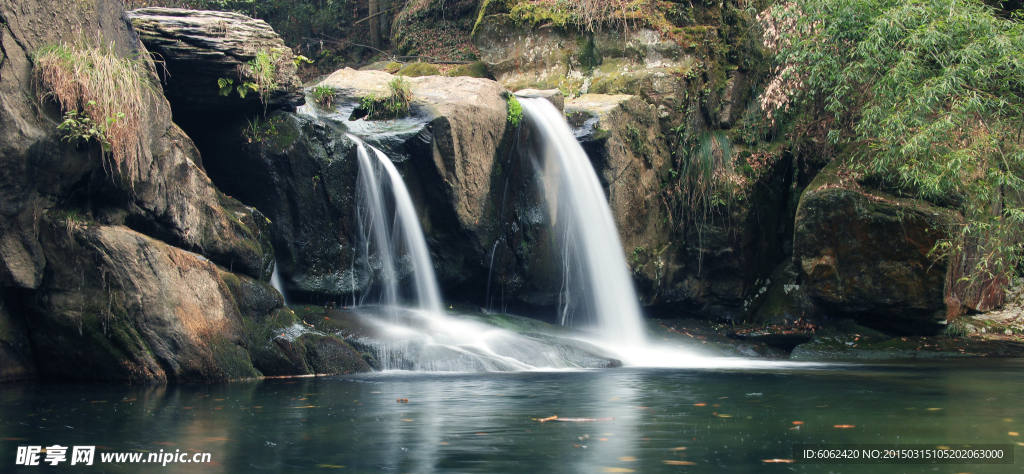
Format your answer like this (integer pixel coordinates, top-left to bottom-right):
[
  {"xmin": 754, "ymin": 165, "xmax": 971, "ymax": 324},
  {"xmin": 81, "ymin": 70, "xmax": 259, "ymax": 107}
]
[
  {"xmin": 0, "ymin": 0, "xmax": 365, "ymax": 382},
  {"xmin": 128, "ymin": 7, "xmax": 304, "ymax": 115},
  {"xmin": 792, "ymin": 163, "xmax": 956, "ymax": 333}
]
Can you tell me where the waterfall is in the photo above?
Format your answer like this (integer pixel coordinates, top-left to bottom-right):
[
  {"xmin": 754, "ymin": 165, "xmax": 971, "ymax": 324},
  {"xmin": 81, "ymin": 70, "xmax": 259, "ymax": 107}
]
[
  {"xmin": 270, "ymin": 266, "xmax": 290, "ymax": 306},
  {"xmin": 350, "ymin": 134, "xmax": 442, "ymax": 312},
  {"xmin": 520, "ymin": 98, "xmax": 647, "ymax": 346}
]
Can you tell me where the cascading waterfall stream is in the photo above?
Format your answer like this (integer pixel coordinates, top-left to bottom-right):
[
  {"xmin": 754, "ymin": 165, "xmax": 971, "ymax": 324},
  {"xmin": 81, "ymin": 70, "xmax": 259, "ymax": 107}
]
[
  {"xmin": 345, "ymin": 133, "xmax": 621, "ymax": 371},
  {"xmin": 520, "ymin": 98, "xmax": 647, "ymax": 347},
  {"xmin": 350, "ymin": 134, "xmax": 442, "ymax": 312}
]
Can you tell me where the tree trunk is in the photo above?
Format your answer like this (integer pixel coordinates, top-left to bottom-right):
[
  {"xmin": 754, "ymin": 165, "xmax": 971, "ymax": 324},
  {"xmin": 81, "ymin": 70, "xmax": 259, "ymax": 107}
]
[{"xmin": 369, "ymin": 0, "xmax": 381, "ymax": 49}]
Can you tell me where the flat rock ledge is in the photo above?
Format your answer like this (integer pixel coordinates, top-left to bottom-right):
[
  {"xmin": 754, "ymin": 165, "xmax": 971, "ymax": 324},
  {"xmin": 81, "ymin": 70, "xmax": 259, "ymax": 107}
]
[{"xmin": 128, "ymin": 7, "xmax": 303, "ymax": 114}]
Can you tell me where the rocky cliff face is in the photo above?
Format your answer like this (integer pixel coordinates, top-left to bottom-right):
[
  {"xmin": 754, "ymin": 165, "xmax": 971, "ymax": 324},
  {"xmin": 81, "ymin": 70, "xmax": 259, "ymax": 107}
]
[{"xmin": 0, "ymin": 0, "xmax": 365, "ymax": 382}]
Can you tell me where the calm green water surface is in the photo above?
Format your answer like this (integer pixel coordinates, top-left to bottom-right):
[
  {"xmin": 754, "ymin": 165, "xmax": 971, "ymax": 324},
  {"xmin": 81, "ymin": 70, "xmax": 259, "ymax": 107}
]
[{"xmin": 2, "ymin": 360, "xmax": 1023, "ymax": 473}]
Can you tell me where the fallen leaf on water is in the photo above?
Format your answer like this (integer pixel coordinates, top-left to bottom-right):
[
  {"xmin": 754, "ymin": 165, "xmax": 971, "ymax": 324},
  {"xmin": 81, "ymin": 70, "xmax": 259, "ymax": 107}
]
[
  {"xmin": 618, "ymin": 456, "xmax": 637, "ymax": 462},
  {"xmin": 598, "ymin": 438, "xmax": 609, "ymax": 441},
  {"xmin": 715, "ymin": 414, "xmax": 733, "ymax": 418},
  {"xmin": 402, "ymin": 419, "xmax": 414, "ymax": 422},
  {"xmin": 926, "ymin": 408, "xmax": 943, "ymax": 411},
  {"xmin": 937, "ymin": 446, "xmax": 950, "ymax": 450},
  {"xmin": 834, "ymin": 425, "xmax": 856, "ymax": 429},
  {"xmin": 670, "ymin": 447, "xmax": 687, "ymax": 451},
  {"xmin": 817, "ymin": 405, "xmax": 829, "ymax": 408},
  {"xmin": 792, "ymin": 421, "xmax": 804, "ymax": 425},
  {"xmin": 663, "ymin": 460, "xmax": 696, "ymax": 465},
  {"xmin": 316, "ymin": 464, "xmax": 346, "ymax": 468},
  {"xmin": 1015, "ymin": 442, "xmax": 1024, "ymax": 447},
  {"xmin": 1004, "ymin": 418, "xmax": 1014, "ymax": 422},
  {"xmin": 537, "ymin": 416, "xmax": 557, "ymax": 422},
  {"xmin": 763, "ymin": 459, "xmax": 794, "ymax": 463},
  {"xmin": 440, "ymin": 442, "xmax": 449, "ymax": 445},
  {"xmin": 602, "ymin": 468, "xmax": 634, "ymax": 473},
  {"xmin": 554, "ymin": 418, "xmax": 614, "ymax": 422},
  {"xmin": 712, "ymin": 404, "xmax": 721, "ymax": 407},
  {"xmin": 1010, "ymin": 432, "xmax": 1020, "ymax": 436},
  {"xmin": 693, "ymin": 403, "xmax": 706, "ymax": 407}
]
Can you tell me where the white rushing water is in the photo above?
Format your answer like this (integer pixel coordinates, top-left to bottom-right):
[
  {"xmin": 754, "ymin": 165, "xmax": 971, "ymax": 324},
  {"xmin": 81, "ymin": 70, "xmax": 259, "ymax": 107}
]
[
  {"xmin": 520, "ymin": 98, "xmax": 647, "ymax": 347},
  {"xmin": 347, "ymin": 133, "xmax": 625, "ymax": 371},
  {"xmin": 351, "ymin": 134, "xmax": 442, "ymax": 312}
]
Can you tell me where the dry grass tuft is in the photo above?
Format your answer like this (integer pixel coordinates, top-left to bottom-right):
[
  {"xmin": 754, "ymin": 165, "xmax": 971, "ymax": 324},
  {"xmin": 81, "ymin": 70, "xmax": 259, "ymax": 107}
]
[{"xmin": 34, "ymin": 39, "xmax": 152, "ymax": 181}]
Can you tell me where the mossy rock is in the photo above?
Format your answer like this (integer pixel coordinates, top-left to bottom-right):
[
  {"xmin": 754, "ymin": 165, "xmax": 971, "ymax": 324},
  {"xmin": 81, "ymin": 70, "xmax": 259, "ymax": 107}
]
[
  {"xmin": 397, "ymin": 62, "xmax": 442, "ymax": 77},
  {"xmin": 448, "ymin": 61, "xmax": 494, "ymax": 79}
]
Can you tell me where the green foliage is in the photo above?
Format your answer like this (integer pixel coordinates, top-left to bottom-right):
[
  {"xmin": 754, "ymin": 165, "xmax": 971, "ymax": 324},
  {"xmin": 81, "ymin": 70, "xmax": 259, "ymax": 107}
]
[
  {"xmin": 34, "ymin": 39, "xmax": 153, "ymax": 181},
  {"xmin": 57, "ymin": 100, "xmax": 125, "ymax": 152},
  {"xmin": 624, "ymin": 124, "xmax": 648, "ymax": 157},
  {"xmin": 943, "ymin": 319, "xmax": 973, "ymax": 339},
  {"xmin": 359, "ymin": 76, "xmax": 413, "ymax": 120},
  {"xmin": 311, "ymin": 84, "xmax": 336, "ymax": 109},
  {"xmin": 668, "ymin": 130, "xmax": 734, "ymax": 223},
  {"xmin": 244, "ymin": 48, "xmax": 282, "ymax": 106},
  {"xmin": 242, "ymin": 116, "xmax": 278, "ymax": 144},
  {"xmin": 507, "ymin": 95, "xmax": 523, "ymax": 126},
  {"xmin": 217, "ymin": 77, "xmax": 258, "ymax": 99},
  {"xmin": 774, "ymin": 0, "xmax": 1024, "ymax": 296}
]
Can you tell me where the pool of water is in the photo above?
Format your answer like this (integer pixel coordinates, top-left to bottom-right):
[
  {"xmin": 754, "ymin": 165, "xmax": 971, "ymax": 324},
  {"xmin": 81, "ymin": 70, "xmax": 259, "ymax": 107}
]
[{"xmin": 2, "ymin": 359, "xmax": 1023, "ymax": 473}]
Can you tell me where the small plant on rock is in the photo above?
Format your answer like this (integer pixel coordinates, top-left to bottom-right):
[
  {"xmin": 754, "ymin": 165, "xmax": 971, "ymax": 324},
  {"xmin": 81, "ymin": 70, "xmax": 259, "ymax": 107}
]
[
  {"xmin": 311, "ymin": 84, "xmax": 336, "ymax": 109},
  {"xmin": 34, "ymin": 39, "xmax": 152, "ymax": 180},
  {"xmin": 507, "ymin": 95, "xmax": 523, "ymax": 126},
  {"xmin": 359, "ymin": 76, "xmax": 413, "ymax": 120}
]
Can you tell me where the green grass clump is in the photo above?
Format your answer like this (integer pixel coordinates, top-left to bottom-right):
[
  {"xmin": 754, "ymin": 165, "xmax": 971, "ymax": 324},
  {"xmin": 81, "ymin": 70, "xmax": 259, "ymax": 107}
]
[
  {"xmin": 360, "ymin": 76, "xmax": 413, "ymax": 120},
  {"xmin": 943, "ymin": 319, "xmax": 973, "ymax": 339},
  {"xmin": 34, "ymin": 39, "xmax": 152, "ymax": 180},
  {"xmin": 311, "ymin": 84, "xmax": 336, "ymax": 109}
]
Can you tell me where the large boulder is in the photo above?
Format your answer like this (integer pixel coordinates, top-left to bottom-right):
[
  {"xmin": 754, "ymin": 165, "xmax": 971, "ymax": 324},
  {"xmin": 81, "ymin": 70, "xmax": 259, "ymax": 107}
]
[
  {"xmin": 127, "ymin": 7, "xmax": 304, "ymax": 117},
  {"xmin": 793, "ymin": 163, "xmax": 956, "ymax": 333},
  {"xmin": 27, "ymin": 222, "xmax": 367, "ymax": 382},
  {"xmin": 215, "ymin": 69, "xmax": 514, "ymax": 302}
]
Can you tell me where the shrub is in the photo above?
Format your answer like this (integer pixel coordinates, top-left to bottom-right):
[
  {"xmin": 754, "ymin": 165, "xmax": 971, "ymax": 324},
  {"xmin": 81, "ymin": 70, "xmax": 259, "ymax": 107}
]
[
  {"xmin": 772, "ymin": 0, "xmax": 1024, "ymax": 301},
  {"xmin": 34, "ymin": 39, "xmax": 152, "ymax": 180},
  {"xmin": 506, "ymin": 95, "xmax": 522, "ymax": 126}
]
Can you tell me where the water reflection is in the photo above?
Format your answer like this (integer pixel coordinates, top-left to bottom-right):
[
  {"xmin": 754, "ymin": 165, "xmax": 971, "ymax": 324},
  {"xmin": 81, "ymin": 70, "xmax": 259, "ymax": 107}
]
[{"xmin": 2, "ymin": 361, "xmax": 1023, "ymax": 473}]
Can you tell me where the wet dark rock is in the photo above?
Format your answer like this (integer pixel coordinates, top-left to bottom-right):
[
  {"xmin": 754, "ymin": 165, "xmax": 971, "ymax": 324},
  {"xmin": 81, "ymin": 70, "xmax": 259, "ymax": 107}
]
[
  {"xmin": 0, "ymin": 290, "xmax": 36, "ymax": 382},
  {"xmin": 793, "ymin": 163, "xmax": 957, "ymax": 334}
]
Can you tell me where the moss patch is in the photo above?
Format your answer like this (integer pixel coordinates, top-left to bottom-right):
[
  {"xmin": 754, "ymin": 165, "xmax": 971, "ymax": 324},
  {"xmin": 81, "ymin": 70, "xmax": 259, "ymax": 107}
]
[{"xmin": 397, "ymin": 62, "xmax": 442, "ymax": 77}]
